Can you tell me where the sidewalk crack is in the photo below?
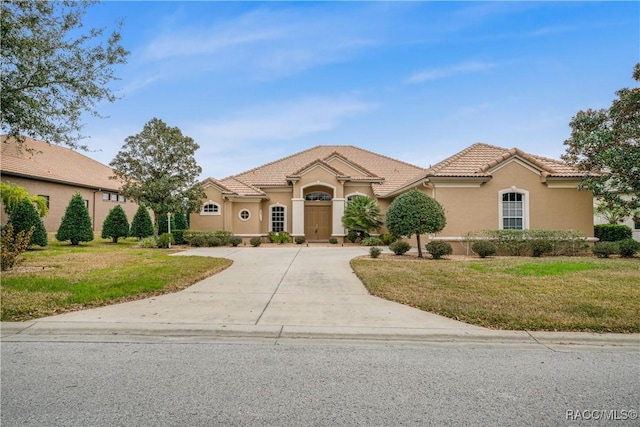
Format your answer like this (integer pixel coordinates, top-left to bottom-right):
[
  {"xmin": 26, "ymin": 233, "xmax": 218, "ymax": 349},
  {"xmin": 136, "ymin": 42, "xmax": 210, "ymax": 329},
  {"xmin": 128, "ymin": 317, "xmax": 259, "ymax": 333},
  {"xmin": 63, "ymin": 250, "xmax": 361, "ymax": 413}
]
[{"xmin": 254, "ymin": 248, "xmax": 301, "ymax": 325}]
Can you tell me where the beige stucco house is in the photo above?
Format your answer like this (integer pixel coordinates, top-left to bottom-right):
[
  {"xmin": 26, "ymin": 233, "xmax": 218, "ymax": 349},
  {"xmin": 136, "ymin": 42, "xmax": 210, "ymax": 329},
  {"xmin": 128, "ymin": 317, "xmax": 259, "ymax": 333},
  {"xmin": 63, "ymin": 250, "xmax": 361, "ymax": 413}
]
[
  {"xmin": 1, "ymin": 136, "xmax": 139, "ymax": 232},
  {"xmin": 191, "ymin": 143, "xmax": 594, "ymax": 253}
]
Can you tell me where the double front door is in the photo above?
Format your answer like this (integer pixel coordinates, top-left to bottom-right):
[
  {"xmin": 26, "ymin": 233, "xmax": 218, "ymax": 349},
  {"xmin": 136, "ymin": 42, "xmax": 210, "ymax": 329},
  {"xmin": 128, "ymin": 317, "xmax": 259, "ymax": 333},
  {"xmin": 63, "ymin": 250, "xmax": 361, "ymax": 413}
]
[{"xmin": 304, "ymin": 204, "xmax": 332, "ymax": 241}]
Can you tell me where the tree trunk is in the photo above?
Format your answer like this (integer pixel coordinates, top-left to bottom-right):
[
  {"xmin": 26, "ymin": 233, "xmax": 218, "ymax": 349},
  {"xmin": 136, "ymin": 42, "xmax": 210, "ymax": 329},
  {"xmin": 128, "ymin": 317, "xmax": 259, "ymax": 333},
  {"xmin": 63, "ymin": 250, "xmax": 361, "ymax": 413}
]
[{"xmin": 416, "ymin": 232, "xmax": 423, "ymax": 258}]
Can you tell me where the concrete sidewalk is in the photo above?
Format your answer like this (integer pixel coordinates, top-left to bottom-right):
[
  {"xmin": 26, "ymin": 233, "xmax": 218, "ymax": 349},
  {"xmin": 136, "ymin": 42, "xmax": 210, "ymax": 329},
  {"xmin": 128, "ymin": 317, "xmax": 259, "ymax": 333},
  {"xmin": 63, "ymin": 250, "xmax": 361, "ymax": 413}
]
[{"xmin": 2, "ymin": 246, "xmax": 639, "ymax": 349}]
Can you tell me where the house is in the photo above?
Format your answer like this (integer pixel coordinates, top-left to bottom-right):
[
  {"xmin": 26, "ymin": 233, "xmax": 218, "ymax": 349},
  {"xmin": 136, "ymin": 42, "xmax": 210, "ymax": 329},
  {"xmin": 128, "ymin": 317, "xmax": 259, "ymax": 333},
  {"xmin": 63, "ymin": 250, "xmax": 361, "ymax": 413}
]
[
  {"xmin": 1, "ymin": 136, "xmax": 139, "ymax": 232},
  {"xmin": 191, "ymin": 143, "xmax": 594, "ymax": 253}
]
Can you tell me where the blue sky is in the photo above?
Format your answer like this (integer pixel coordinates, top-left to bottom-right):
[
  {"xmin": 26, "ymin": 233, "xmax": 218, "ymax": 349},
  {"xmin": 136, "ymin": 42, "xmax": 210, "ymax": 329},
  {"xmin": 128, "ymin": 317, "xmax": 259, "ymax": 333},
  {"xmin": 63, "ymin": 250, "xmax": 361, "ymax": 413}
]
[{"xmin": 79, "ymin": 1, "xmax": 639, "ymax": 180}]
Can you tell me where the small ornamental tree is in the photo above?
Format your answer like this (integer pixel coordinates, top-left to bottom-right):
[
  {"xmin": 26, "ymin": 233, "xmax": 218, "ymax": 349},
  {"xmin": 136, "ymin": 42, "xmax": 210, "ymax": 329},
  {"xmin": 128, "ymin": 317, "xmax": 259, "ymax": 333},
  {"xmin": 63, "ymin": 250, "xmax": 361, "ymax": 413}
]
[
  {"xmin": 174, "ymin": 211, "xmax": 189, "ymax": 230},
  {"xmin": 101, "ymin": 205, "xmax": 130, "ymax": 243},
  {"xmin": 130, "ymin": 204, "xmax": 154, "ymax": 239},
  {"xmin": 1, "ymin": 182, "xmax": 48, "ymax": 217},
  {"xmin": 157, "ymin": 213, "xmax": 176, "ymax": 235},
  {"xmin": 386, "ymin": 189, "xmax": 446, "ymax": 258},
  {"xmin": 8, "ymin": 198, "xmax": 47, "ymax": 247},
  {"xmin": 342, "ymin": 195, "xmax": 384, "ymax": 239},
  {"xmin": 56, "ymin": 193, "xmax": 93, "ymax": 245}
]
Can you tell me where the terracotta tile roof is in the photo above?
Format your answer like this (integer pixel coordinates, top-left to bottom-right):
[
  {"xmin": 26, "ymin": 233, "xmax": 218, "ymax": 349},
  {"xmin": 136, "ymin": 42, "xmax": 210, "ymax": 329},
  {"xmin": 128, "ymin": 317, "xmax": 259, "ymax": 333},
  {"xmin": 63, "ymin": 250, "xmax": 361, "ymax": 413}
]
[
  {"xmin": 1, "ymin": 136, "xmax": 124, "ymax": 190},
  {"xmin": 218, "ymin": 177, "xmax": 266, "ymax": 197},
  {"xmin": 227, "ymin": 145, "xmax": 427, "ymax": 197},
  {"xmin": 426, "ymin": 143, "xmax": 586, "ymax": 178}
]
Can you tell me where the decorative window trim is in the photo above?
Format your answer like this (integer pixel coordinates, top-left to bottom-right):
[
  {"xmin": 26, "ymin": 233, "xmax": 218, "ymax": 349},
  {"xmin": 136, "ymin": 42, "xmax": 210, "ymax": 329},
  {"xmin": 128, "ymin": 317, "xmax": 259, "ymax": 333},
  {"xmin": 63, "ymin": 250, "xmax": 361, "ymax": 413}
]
[
  {"xmin": 498, "ymin": 188, "xmax": 529, "ymax": 230},
  {"xmin": 305, "ymin": 191, "xmax": 332, "ymax": 201},
  {"xmin": 201, "ymin": 201, "xmax": 221, "ymax": 216},
  {"xmin": 238, "ymin": 209, "xmax": 251, "ymax": 221},
  {"xmin": 269, "ymin": 204, "xmax": 287, "ymax": 233}
]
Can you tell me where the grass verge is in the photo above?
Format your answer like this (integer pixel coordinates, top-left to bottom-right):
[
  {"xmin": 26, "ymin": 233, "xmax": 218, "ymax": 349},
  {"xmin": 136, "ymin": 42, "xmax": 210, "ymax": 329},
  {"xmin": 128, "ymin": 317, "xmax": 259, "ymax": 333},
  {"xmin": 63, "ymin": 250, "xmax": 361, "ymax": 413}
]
[
  {"xmin": 1, "ymin": 237, "xmax": 231, "ymax": 321},
  {"xmin": 351, "ymin": 256, "xmax": 640, "ymax": 333}
]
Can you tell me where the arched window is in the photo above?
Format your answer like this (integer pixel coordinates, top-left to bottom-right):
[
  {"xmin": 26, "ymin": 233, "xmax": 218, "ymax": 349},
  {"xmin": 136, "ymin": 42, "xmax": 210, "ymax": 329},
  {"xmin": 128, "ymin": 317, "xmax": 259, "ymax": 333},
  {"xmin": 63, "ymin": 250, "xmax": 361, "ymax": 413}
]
[
  {"xmin": 201, "ymin": 202, "xmax": 221, "ymax": 215},
  {"xmin": 305, "ymin": 191, "xmax": 331, "ymax": 201},
  {"xmin": 270, "ymin": 205, "xmax": 286, "ymax": 232}
]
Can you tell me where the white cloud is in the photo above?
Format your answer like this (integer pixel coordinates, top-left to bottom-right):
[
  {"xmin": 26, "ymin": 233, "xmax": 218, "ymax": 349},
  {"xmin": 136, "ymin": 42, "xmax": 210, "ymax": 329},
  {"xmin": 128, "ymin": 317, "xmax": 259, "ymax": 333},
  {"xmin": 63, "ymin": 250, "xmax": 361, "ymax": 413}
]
[
  {"xmin": 191, "ymin": 95, "xmax": 379, "ymax": 145},
  {"xmin": 405, "ymin": 61, "xmax": 497, "ymax": 84}
]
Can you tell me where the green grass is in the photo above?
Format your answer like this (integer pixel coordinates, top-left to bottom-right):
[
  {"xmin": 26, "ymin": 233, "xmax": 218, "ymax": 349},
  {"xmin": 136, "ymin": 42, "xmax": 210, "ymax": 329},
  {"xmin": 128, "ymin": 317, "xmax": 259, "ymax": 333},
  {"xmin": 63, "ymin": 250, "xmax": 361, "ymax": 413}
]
[
  {"xmin": 351, "ymin": 256, "xmax": 640, "ymax": 333},
  {"xmin": 1, "ymin": 236, "xmax": 231, "ymax": 321}
]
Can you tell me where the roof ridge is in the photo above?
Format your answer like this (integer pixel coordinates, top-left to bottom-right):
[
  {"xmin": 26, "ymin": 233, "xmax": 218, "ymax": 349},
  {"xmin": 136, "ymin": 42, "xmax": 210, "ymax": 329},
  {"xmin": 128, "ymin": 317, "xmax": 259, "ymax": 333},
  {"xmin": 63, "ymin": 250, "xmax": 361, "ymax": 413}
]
[
  {"xmin": 428, "ymin": 142, "xmax": 505, "ymax": 174},
  {"xmin": 342, "ymin": 144, "xmax": 427, "ymax": 172},
  {"xmin": 321, "ymin": 151, "xmax": 380, "ymax": 178},
  {"xmin": 288, "ymin": 157, "xmax": 349, "ymax": 177}
]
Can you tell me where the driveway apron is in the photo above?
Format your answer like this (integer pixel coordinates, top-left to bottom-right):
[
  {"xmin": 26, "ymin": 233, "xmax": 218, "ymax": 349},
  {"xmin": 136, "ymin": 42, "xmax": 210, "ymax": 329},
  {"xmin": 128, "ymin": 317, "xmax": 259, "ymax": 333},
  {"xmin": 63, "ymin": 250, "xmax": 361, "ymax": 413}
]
[{"xmin": 36, "ymin": 247, "xmax": 482, "ymax": 331}]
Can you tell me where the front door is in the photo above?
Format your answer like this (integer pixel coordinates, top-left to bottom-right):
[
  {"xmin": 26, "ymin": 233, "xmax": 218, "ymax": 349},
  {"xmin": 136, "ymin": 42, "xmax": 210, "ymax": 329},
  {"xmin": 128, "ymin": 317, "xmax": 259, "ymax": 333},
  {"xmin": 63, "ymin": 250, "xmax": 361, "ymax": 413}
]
[{"xmin": 304, "ymin": 205, "xmax": 332, "ymax": 241}]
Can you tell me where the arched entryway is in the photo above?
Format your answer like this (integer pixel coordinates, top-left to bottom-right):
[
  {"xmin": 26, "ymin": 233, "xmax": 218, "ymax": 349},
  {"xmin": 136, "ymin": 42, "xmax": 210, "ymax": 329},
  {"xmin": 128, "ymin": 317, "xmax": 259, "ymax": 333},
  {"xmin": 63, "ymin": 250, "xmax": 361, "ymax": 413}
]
[{"xmin": 304, "ymin": 188, "xmax": 332, "ymax": 241}]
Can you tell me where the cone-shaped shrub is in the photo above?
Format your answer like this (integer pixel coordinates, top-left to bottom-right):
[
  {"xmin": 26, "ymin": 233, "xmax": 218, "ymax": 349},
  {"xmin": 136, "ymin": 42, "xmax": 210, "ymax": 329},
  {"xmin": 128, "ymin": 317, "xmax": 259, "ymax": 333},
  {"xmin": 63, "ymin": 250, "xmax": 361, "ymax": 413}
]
[
  {"xmin": 174, "ymin": 211, "xmax": 189, "ymax": 230},
  {"xmin": 56, "ymin": 193, "xmax": 94, "ymax": 245},
  {"xmin": 101, "ymin": 205, "xmax": 130, "ymax": 243},
  {"xmin": 8, "ymin": 198, "xmax": 47, "ymax": 247},
  {"xmin": 130, "ymin": 205, "xmax": 154, "ymax": 239}
]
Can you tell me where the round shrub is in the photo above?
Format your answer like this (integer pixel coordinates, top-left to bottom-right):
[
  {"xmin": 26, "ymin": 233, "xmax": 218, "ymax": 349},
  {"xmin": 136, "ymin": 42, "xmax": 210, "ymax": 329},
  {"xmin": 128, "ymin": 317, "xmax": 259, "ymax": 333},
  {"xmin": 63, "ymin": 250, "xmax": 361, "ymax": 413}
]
[
  {"xmin": 425, "ymin": 240, "xmax": 452, "ymax": 260},
  {"xmin": 205, "ymin": 236, "xmax": 223, "ymax": 247},
  {"xmin": 618, "ymin": 238, "xmax": 640, "ymax": 258},
  {"xmin": 592, "ymin": 241, "xmax": 619, "ymax": 258},
  {"xmin": 389, "ymin": 240, "xmax": 411, "ymax": 255},
  {"xmin": 530, "ymin": 240, "xmax": 553, "ymax": 257},
  {"xmin": 594, "ymin": 224, "xmax": 633, "ymax": 242},
  {"xmin": 157, "ymin": 233, "xmax": 174, "ymax": 249},
  {"xmin": 138, "ymin": 237, "xmax": 157, "ymax": 248},
  {"xmin": 294, "ymin": 236, "xmax": 306, "ymax": 245},
  {"xmin": 250, "ymin": 237, "xmax": 262, "ymax": 247},
  {"xmin": 471, "ymin": 240, "xmax": 497, "ymax": 258},
  {"xmin": 229, "ymin": 236, "xmax": 243, "ymax": 247},
  {"xmin": 381, "ymin": 233, "xmax": 398, "ymax": 245},
  {"xmin": 189, "ymin": 234, "xmax": 206, "ymax": 247},
  {"xmin": 361, "ymin": 236, "xmax": 383, "ymax": 246},
  {"xmin": 346, "ymin": 230, "xmax": 358, "ymax": 243},
  {"xmin": 329, "ymin": 237, "xmax": 338, "ymax": 244},
  {"xmin": 369, "ymin": 247, "xmax": 382, "ymax": 258}
]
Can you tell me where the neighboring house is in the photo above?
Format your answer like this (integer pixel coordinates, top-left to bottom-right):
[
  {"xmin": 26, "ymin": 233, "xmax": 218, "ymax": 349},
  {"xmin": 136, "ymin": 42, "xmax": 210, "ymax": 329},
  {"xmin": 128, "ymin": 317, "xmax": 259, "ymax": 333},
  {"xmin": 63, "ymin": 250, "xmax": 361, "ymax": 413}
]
[
  {"xmin": 593, "ymin": 201, "xmax": 640, "ymax": 242},
  {"xmin": 191, "ymin": 143, "xmax": 594, "ymax": 253},
  {"xmin": 1, "ymin": 136, "xmax": 139, "ymax": 232}
]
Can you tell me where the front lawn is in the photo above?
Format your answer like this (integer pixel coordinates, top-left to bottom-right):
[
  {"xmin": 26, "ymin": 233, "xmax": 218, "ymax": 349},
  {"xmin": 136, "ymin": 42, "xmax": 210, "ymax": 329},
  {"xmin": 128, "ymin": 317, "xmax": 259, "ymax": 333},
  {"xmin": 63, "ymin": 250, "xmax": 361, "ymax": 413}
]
[
  {"xmin": 1, "ymin": 238, "xmax": 231, "ymax": 321},
  {"xmin": 351, "ymin": 256, "xmax": 640, "ymax": 333}
]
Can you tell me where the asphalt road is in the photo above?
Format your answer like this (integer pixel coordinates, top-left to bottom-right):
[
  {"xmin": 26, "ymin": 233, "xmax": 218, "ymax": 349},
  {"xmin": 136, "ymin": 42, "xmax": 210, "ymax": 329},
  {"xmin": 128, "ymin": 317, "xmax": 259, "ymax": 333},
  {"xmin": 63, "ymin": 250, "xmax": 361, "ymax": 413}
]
[{"xmin": 2, "ymin": 338, "xmax": 639, "ymax": 426}]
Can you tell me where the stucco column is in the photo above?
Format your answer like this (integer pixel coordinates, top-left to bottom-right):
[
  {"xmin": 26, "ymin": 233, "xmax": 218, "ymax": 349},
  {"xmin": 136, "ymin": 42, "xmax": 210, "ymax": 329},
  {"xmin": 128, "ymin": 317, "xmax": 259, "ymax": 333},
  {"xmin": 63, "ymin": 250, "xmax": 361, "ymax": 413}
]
[
  {"xmin": 291, "ymin": 198, "xmax": 305, "ymax": 236},
  {"xmin": 332, "ymin": 198, "xmax": 346, "ymax": 236}
]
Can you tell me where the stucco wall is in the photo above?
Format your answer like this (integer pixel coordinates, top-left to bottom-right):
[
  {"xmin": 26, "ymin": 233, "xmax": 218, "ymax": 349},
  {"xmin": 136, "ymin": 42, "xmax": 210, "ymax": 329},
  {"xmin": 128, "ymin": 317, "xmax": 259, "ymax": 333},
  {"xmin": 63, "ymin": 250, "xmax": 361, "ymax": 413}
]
[{"xmin": 1, "ymin": 176, "xmax": 138, "ymax": 232}]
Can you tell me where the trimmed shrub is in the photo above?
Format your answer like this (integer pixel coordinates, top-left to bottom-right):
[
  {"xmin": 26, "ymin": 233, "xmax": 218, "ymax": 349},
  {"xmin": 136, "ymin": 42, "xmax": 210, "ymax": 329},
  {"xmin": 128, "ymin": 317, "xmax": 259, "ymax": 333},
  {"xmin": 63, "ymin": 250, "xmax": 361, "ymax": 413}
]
[
  {"xmin": 157, "ymin": 233, "xmax": 174, "ymax": 248},
  {"xmin": 172, "ymin": 229, "xmax": 187, "ymax": 245},
  {"xmin": 130, "ymin": 205, "xmax": 154, "ymax": 239},
  {"xmin": 471, "ymin": 240, "xmax": 497, "ymax": 258},
  {"xmin": 229, "ymin": 236, "xmax": 243, "ymax": 247},
  {"xmin": 250, "ymin": 237, "xmax": 262, "ymax": 247},
  {"xmin": 594, "ymin": 224, "xmax": 633, "ymax": 242},
  {"xmin": 381, "ymin": 233, "xmax": 397, "ymax": 245},
  {"xmin": 138, "ymin": 237, "xmax": 157, "ymax": 248},
  {"xmin": 361, "ymin": 236, "xmax": 383, "ymax": 246},
  {"xmin": 389, "ymin": 240, "xmax": 411, "ymax": 255},
  {"xmin": 1, "ymin": 223, "xmax": 34, "ymax": 270},
  {"xmin": 329, "ymin": 237, "xmax": 338, "ymax": 244},
  {"xmin": 369, "ymin": 247, "xmax": 382, "ymax": 258},
  {"xmin": 425, "ymin": 240, "xmax": 453, "ymax": 260},
  {"xmin": 618, "ymin": 238, "xmax": 640, "ymax": 258},
  {"xmin": 212, "ymin": 230, "xmax": 233, "ymax": 245},
  {"xmin": 8, "ymin": 198, "xmax": 47, "ymax": 247},
  {"xmin": 294, "ymin": 236, "xmax": 306, "ymax": 245},
  {"xmin": 204, "ymin": 236, "xmax": 223, "ymax": 247},
  {"xmin": 101, "ymin": 205, "xmax": 130, "ymax": 243},
  {"xmin": 157, "ymin": 213, "xmax": 176, "ymax": 235},
  {"xmin": 346, "ymin": 230, "xmax": 358, "ymax": 243},
  {"xmin": 174, "ymin": 211, "xmax": 189, "ymax": 230},
  {"xmin": 592, "ymin": 241, "xmax": 619, "ymax": 258},
  {"xmin": 531, "ymin": 239, "xmax": 553, "ymax": 257},
  {"xmin": 269, "ymin": 231, "xmax": 291, "ymax": 244},
  {"xmin": 56, "ymin": 193, "xmax": 94, "ymax": 245}
]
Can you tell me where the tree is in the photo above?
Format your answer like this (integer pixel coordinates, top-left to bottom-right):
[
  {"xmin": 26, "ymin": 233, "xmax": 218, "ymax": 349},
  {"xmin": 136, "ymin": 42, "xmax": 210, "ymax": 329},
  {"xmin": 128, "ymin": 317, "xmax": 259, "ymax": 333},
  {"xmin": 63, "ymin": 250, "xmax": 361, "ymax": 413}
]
[
  {"xmin": 341, "ymin": 195, "xmax": 383, "ymax": 239},
  {"xmin": 129, "ymin": 204, "xmax": 154, "ymax": 239},
  {"xmin": 8, "ymin": 198, "xmax": 47, "ymax": 247},
  {"xmin": 101, "ymin": 205, "xmax": 129, "ymax": 243},
  {"xmin": 174, "ymin": 211, "xmax": 189, "ymax": 230},
  {"xmin": 1, "ymin": 0, "xmax": 128, "ymax": 149},
  {"xmin": 562, "ymin": 63, "xmax": 640, "ymax": 212},
  {"xmin": 110, "ymin": 118, "xmax": 206, "ymax": 232},
  {"xmin": 595, "ymin": 199, "xmax": 631, "ymax": 224},
  {"xmin": 56, "ymin": 193, "xmax": 93, "ymax": 245},
  {"xmin": 157, "ymin": 213, "xmax": 176, "ymax": 235},
  {"xmin": 1, "ymin": 223, "xmax": 34, "ymax": 271},
  {"xmin": 0, "ymin": 182, "xmax": 48, "ymax": 217},
  {"xmin": 385, "ymin": 189, "xmax": 446, "ymax": 258}
]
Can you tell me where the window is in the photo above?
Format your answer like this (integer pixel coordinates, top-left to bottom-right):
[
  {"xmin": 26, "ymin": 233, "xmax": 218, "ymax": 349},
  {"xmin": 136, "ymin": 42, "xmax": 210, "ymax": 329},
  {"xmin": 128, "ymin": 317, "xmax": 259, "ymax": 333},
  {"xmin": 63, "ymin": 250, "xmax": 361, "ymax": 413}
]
[
  {"xmin": 305, "ymin": 191, "xmax": 331, "ymax": 201},
  {"xmin": 84, "ymin": 200, "xmax": 90, "ymax": 209},
  {"xmin": 635, "ymin": 220, "xmax": 640, "ymax": 230},
  {"xmin": 38, "ymin": 195, "xmax": 50, "ymax": 209},
  {"xmin": 270, "ymin": 205, "xmax": 286, "ymax": 232},
  {"xmin": 118, "ymin": 194, "xmax": 126, "ymax": 203},
  {"xmin": 110, "ymin": 193, "xmax": 118, "ymax": 202},
  {"xmin": 502, "ymin": 192, "xmax": 524, "ymax": 230},
  {"xmin": 239, "ymin": 209, "xmax": 250, "ymax": 221},
  {"xmin": 103, "ymin": 192, "xmax": 110, "ymax": 201},
  {"xmin": 201, "ymin": 202, "xmax": 220, "ymax": 215}
]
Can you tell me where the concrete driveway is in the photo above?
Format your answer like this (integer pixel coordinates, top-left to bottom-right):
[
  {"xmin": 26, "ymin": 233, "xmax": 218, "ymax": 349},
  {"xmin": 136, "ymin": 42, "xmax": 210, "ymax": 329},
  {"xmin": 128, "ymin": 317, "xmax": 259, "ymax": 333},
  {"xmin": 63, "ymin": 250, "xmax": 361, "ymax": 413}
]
[{"xmin": 29, "ymin": 246, "xmax": 484, "ymax": 336}]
